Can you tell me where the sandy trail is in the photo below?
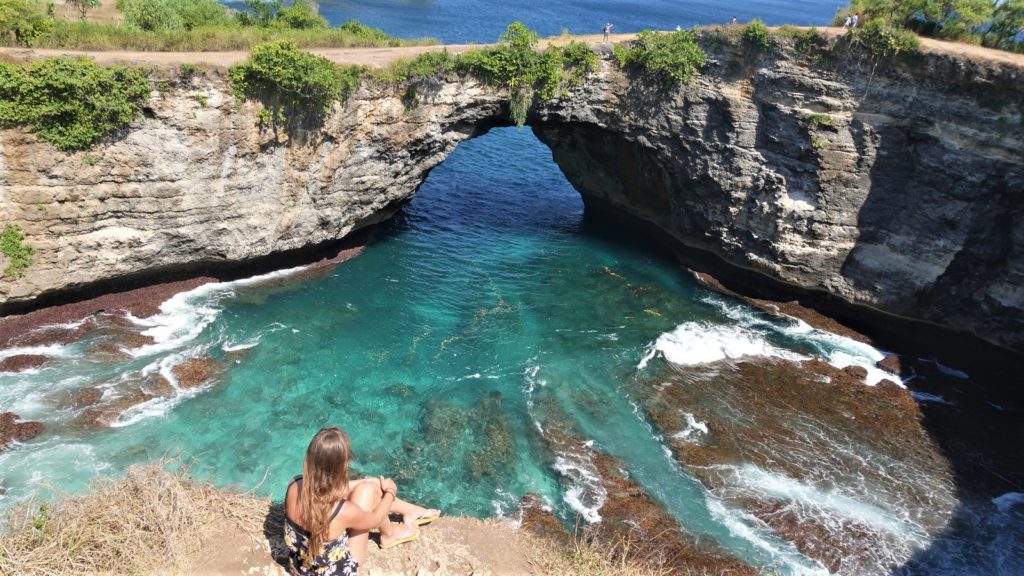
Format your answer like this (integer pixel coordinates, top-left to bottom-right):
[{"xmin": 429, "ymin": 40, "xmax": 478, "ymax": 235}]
[
  {"xmin": 2, "ymin": 27, "xmax": 1021, "ymax": 69},
  {"xmin": 0, "ymin": 34, "xmax": 634, "ymax": 68}
]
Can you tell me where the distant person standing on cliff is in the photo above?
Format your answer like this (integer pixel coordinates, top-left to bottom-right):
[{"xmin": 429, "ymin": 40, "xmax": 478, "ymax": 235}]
[
  {"xmin": 603, "ymin": 22, "xmax": 612, "ymax": 41},
  {"xmin": 731, "ymin": 16, "xmax": 738, "ymax": 25},
  {"xmin": 842, "ymin": 15, "xmax": 852, "ymax": 29},
  {"xmin": 851, "ymin": 13, "xmax": 859, "ymax": 28}
]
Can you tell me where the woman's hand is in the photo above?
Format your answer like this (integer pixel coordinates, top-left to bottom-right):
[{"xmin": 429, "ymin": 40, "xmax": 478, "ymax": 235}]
[{"xmin": 380, "ymin": 477, "xmax": 397, "ymax": 496}]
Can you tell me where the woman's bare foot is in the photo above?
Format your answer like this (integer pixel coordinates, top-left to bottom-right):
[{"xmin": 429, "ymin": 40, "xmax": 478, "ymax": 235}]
[
  {"xmin": 404, "ymin": 507, "xmax": 441, "ymax": 527},
  {"xmin": 379, "ymin": 522, "xmax": 420, "ymax": 549}
]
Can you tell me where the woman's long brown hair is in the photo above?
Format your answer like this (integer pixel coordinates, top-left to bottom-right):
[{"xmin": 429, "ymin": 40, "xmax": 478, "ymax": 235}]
[{"xmin": 300, "ymin": 427, "xmax": 353, "ymax": 558}]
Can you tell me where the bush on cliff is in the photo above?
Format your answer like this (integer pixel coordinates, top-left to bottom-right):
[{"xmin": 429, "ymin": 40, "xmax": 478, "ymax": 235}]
[
  {"xmin": 0, "ymin": 57, "xmax": 151, "ymax": 151},
  {"xmin": 229, "ymin": 40, "xmax": 364, "ymax": 125},
  {"xmin": 742, "ymin": 19, "xmax": 774, "ymax": 53},
  {"xmin": 377, "ymin": 23, "xmax": 597, "ymax": 126},
  {"xmin": 848, "ymin": 18, "xmax": 921, "ymax": 61},
  {"xmin": 614, "ymin": 29, "xmax": 707, "ymax": 86},
  {"xmin": 1, "ymin": 224, "xmax": 35, "ymax": 279}
]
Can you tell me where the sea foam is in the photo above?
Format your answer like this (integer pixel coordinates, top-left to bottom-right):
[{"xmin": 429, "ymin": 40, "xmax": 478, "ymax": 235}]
[{"xmin": 637, "ymin": 322, "xmax": 805, "ymax": 370}]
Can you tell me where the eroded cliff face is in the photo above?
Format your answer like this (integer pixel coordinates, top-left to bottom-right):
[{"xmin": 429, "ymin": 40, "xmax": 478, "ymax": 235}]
[
  {"xmin": 532, "ymin": 43, "xmax": 1024, "ymax": 351},
  {"xmin": 1, "ymin": 38, "xmax": 1022, "ymax": 350}
]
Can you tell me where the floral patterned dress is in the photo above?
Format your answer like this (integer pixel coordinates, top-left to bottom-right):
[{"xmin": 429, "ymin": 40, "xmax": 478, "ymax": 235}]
[{"xmin": 284, "ymin": 476, "xmax": 360, "ymax": 576}]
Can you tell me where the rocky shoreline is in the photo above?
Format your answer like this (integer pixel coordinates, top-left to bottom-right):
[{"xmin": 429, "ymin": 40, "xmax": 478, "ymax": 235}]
[{"xmin": 0, "ymin": 233, "xmax": 369, "ymax": 454}]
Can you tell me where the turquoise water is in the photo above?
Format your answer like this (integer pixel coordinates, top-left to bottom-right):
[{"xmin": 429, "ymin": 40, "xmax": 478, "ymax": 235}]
[
  {"xmin": 3, "ymin": 2, "xmax": 1022, "ymax": 573},
  {"xmin": 1, "ymin": 129, "xmax": 932, "ymax": 575}
]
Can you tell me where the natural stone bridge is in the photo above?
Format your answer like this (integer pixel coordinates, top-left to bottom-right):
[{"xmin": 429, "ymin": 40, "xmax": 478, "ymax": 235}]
[{"xmin": 1, "ymin": 36, "xmax": 1022, "ymax": 350}]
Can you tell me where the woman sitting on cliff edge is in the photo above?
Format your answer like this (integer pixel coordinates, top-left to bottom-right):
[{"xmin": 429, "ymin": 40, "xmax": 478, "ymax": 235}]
[{"xmin": 284, "ymin": 427, "xmax": 440, "ymax": 575}]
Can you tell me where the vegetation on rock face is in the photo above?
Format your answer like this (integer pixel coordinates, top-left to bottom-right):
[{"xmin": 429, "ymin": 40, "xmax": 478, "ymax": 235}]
[
  {"xmin": 837, "ymin": 0, "xmax": 1023, "ymax": 52},
  {"xmin": 742, "ymin": 19, "xmax": 774, "ymax": 53},
  {"xmin": 0, "ymin": 57, "xmax": 151, "ymax": 151},
  {"xmin": 847, "ymin": 18, "xmax": 921, "ymax": 60},
  {"xmin": 0, "ymin": 0, "xmax": 432, "ymax": 51},
  {"xmin": 613, "ymin": 29, "xmax": 707, "ymax": 86},
  {"xmin": 229, "ymin": 23, "xmax": 598, "ymax": 128},
  {"xmin": 1, "ymin": 224, "xmax": 35, "ymax": 279},
  {"xmin": 229, "ymin": 40, "xmax": 363, "ymax": 125},
  {"xmin": 452, "ymin": 23, "xmax": 597, "ymax": 125}
]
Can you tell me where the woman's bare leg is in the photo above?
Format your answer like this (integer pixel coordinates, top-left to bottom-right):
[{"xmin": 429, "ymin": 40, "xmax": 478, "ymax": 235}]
[
  {"xmin": 349, "ymin": 478, "xmax": 439, "ymax": 524},
  {"xmin": 346, "ymin": 482, "xmax": 417, "ymax": 566}
]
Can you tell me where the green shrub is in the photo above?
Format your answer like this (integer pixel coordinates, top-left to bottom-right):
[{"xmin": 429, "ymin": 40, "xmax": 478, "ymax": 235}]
[
  {"xmin": 614, "ymin": 29, "xmax": 707, "ymax": 85},
  {"xmin": 0, "ymin": 57, "xmax": 151, "ymax": 151},
  {"xmin": 849, "ymin": 18, "xmax": 920, "ymax": 60},
  {"xmin": 1, "ymin": 0, "xmax": 428, "ymax": 52},
  {"xmin": 229, "ymin": 40, "xmax": 363, "ymax": 125},
  {"xmin": 276, "ymin": 0, "xmax": 329, "ymax": 30},
  {"xmin": 742, "ymin": 19, "xmax": 774, "ymax": 53},
  {"xmin": 1, "ymin": 224, "xmax": 35, "ymax": 279},
  {"xmin": 809, "ymin": 113, "xmax": 833, "ymax": 127},
  {"xmin": 379, "ymin": 50, "xmax": 457, "ymax": 83},
  {"xmin": 0, "ymin": 0, "xmax": 55, "ymax": 46},
  {"xmin": 173, "ymin": 0, "xmax": 233, "ymax": 31},
  {"xmin": 452, "ymin": 23, "xmax": 596, "ymax": 126},
  {"xmin": 117, "ymin": 0, "xmax": 233, "ymax": 32},
  {"xmin": 118, "ymin": 0, "xmax": 183, "ymax": 32},
  {"xmin": 234, "ymin": 0, "xmax": 328, "ymax": 30}
]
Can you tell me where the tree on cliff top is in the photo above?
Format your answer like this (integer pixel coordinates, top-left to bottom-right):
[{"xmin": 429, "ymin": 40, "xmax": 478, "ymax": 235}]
[
  {"xmin": 839, "ymin": 0, "xmax": 1023, "ymax": 51},
  {"xmin": 68, "ymin": 0, "xmax": 101, "ymax": 21}
]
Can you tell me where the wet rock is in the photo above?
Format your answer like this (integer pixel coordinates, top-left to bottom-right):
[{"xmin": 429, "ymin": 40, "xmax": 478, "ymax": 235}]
[
  {"xmin": 171, "ymin": 357, "xmax": 220, "ymax": 389},
  {"xmin": 519, "ymin": 493, "xmax": 571, "ymax": 546},
  {"xmin": 0, "ymin": 354, "xmax": 49, "ymax": 373},
  {"xmin": 842, "ymin": 365, "xmax": 869, "ymax": 380},
  {"xmin": 530, "ymin": 416, "xmax": 757, "ymax": 575},
  {"xmin": 8, "ymin": 317, "xmax": 97, "ymax": 348},
  {"xmin": 62, "ymin": 387, "xmax": 104, "ymax": 409},
  {"xmin": 76, "ymin": 375, "xmax": 173, "ymax": 427},
  {"xmin": 876, "ymin": 354, "xmax": 902, "ymax": 375},
  {"xmin": 639, "ymin": 357, "xmax": 955, "ymax": 574},
  {"xmin": 79, "ymin": 390, "xmax": 151, "ymax": 428},
  {"xmin": 0, "ymin": 412, "xmax": 44, "ymax": 450}
]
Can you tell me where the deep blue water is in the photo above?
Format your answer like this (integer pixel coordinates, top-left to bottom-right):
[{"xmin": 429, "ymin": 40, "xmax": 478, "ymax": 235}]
[{"xmin": 225, "ymin": 0, "xmax": 843, "ymax": 43}]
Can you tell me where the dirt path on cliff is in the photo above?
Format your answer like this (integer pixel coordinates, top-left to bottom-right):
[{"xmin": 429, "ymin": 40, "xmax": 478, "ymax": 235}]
[
  {"xmin": 2, "ymin": 27, "xmax": 1022, "ymax": 69},
  {"xmin": 0, "ymin": 34, "xmax": 635, "ymax": 68}
]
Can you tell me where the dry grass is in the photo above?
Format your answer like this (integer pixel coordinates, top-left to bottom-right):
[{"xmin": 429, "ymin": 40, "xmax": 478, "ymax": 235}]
[
  {"xmin": 0, "ymin": 463, "xmax": 268, "ymax": 576},
  {"xmin": 1, "ymin": 465, "xmax": 718, "ymax": 576},
  {"xmin": 523, "ymin": 527, "xmax": 680, "ymax": 576}
]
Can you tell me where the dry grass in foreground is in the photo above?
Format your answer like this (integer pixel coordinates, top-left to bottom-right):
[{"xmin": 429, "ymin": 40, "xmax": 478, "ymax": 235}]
[
  {"xmin": 0, "ymin": 464, "xmax": 683, "ymax": 576},
  {"xmin": 0, "ymin": 464, "xmax": 266, "ymax": 576}
]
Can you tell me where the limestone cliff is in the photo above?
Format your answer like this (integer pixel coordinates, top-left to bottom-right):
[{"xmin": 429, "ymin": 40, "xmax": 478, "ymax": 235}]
[{"xmin": 1, "ymin": 35, "xmax": 1022, "ymax": 350}]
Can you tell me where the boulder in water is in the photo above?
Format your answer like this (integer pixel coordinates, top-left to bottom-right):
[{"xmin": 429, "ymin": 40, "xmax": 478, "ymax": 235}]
[
  {"xmin": 0, "ymin": 354, "xmax": 50, "ymax": 373},
  {"xmin": 0, "ymin": 412, "xmax": 43, "ymax": 450}
]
